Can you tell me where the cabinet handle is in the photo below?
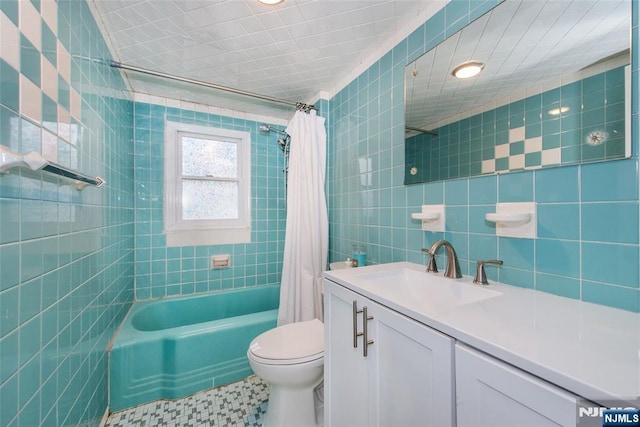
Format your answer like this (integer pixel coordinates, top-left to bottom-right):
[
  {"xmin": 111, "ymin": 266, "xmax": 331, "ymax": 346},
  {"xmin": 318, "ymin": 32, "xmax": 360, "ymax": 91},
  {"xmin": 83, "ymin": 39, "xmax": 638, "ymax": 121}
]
[
  {"xmin": 362, "ymin": 306, "xmax": 374, "ymax": 357},
  {"xmin": 352, "ymin": 300, "xmax": 363, "ymax": 348}
]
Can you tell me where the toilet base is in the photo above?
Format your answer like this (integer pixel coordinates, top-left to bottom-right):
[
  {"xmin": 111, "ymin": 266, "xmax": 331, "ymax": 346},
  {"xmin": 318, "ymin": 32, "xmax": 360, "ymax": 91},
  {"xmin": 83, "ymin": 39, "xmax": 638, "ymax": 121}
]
[{"xmin": 263, "ymin": 381, "xmax": 322, "ymax": 427}]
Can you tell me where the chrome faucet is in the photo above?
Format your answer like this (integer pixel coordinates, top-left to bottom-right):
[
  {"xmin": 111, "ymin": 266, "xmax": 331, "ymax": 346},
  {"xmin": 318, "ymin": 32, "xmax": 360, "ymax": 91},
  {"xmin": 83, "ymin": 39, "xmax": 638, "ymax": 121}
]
[
  {"xmin": 421, "ymin": 240, "xmax": 462, "ymax": 279},
  {"xmin": 473, "ymin": 260, "xmax": 503, "ymax": 285}
]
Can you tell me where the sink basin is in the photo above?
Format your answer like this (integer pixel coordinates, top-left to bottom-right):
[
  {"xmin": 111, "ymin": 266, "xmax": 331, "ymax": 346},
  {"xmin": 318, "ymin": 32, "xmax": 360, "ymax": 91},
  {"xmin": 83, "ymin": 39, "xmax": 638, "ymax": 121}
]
[{"xmin": 356, "ymin": 268, "xmax": 501, "ymax": 311}]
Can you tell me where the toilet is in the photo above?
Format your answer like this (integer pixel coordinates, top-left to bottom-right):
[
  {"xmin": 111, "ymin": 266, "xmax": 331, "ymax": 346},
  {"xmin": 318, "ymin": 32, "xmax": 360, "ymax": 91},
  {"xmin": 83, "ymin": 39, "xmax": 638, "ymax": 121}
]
[{"xmin": 247, "ymin": 318, "xmax": 324, "ymax": 427}]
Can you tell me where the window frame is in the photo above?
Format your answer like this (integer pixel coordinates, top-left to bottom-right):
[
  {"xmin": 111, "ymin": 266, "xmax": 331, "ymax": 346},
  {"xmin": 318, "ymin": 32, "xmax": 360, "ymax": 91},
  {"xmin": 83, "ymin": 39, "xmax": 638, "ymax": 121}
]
[{"xmin": 163, "ymin": 121, "xmax": 251, "ymax": 246}]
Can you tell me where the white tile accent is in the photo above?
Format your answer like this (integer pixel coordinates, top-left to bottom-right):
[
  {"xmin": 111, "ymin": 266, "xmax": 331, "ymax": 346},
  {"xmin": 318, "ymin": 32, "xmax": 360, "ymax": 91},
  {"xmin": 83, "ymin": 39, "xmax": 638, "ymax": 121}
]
[
  {"xmin": 58, "ymin": 106, "xmax": 71, "ymax": 143},
  {"xmin": 524, "ymin": 137, "xmax": 542, "ymax": 153},
  {"xmin": 57, "ymin": 41, "xmax": 70, "ymax": 84},
  {"xmin": 41, "ymin": 0, "xmax": 58, "ymax": 34},
  {"xmin": 509, "ymin": 126, "xmax": 525, "ymax": 143},
  {"xmin": 0, "ymin": 13, "xmax": 20, "ymax": 70},
  {"xmin": 20, "ymin": 0, "xmax": 42, "ymax": 51},
  {"xmin": 41, "ymin": 57, "xmax": 58, "ymax": 102},
  {"xmin": 70, "ymin": 88, "xmax": 81, "ymax": 121},
  {"xmin": 510, "ymin": 154, "xmax": 525, "ymax": 170},
  {"xmin": 132, "ymin": 93, "xmax": 155, "ymax": 104},
  {"xmin": 541, "ymin": 148, "xmax": 561, "ymax": 166},
  {"xmin": 179, "ymin": 100, "xmax": 196, "ymax": 111},
  {"xmin": 482, "ymin": 159, "xmax": 495, "ymax": 174},
  {"xmin": 540, "ymin": 77, "xmax": 563, "ymax": 93},
  {"xmin": 164, "ymin": 96, "xmax": 181, "ymax": 109},
  {"xmin": 20, "ymin": 75, "xmax": 42, "ymax": 123},
  {"xmin": 494, "ymin": 143, "xmax": 509, "ymax": 159},
  {"xmin": 133, "ymin": 92, "xmax": 289, "ymax": 126},
  {"xmin": 41, "ymin": 129, "xmax": 57, "ymax": 162}
]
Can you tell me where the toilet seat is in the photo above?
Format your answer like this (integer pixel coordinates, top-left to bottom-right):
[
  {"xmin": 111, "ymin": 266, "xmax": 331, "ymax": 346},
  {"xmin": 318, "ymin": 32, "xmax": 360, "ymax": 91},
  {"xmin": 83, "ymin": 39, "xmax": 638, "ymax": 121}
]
[{"xmin": 248, "ymin": 318, "xmax": 324, "ymax": 365}]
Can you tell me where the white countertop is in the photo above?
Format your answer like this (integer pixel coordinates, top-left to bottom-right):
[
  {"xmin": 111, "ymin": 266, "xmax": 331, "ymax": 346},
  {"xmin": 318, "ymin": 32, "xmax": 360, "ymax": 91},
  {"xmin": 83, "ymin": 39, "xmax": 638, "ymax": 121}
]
[{"xmin": 324, "ymin": 262, "xmax": 640, "ymax": 407}]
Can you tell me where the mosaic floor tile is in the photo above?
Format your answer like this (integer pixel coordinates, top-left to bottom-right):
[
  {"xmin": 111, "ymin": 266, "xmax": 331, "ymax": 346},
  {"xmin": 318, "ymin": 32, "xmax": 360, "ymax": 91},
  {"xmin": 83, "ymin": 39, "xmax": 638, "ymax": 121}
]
[{"xmin": 105, "ymin": 376, "xmax": 269, "ymax": 427}]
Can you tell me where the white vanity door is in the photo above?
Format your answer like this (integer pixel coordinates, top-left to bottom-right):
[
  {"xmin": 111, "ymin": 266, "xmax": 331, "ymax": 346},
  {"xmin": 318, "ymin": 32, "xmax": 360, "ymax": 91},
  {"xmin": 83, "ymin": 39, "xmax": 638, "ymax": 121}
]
[
  {"xmin": 324, "ymin": 278, "xmax": 455, "ymax": 427},
  {"xmin": 370, "ymin": 298, "xmax": 455, "ymax": 427},
  {"xmin": 456, "ymin": 343, "xmax": 581, "ymax": 427},
  {"xmin": 324, "ymin": 279, "xmax": 372, "ymax": 427}
]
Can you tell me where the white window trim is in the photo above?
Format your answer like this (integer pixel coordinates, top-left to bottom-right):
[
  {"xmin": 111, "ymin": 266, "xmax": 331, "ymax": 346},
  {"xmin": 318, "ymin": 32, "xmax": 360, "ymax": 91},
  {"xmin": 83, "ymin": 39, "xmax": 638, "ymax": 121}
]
[{"xmin": 163, "ymin": 121, "xmax": 251, "ymax": 247}]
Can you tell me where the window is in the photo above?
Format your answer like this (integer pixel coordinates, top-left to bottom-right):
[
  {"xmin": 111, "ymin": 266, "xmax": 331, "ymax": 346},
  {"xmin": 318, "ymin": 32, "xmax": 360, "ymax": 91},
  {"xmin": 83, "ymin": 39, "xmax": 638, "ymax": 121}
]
[{"xmin": 164, "ymin": 122, "xmax": 251, "ymax": 246}]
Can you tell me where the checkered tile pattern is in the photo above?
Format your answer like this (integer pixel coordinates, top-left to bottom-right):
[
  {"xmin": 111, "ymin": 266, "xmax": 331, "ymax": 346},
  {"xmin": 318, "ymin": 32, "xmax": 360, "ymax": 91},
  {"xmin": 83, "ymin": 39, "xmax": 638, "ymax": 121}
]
[
  {"xmin": 105, "ymin": 376, "xmax": 269, "ymax": 427},
  {"xmin": 0, "ymin": 0, "xmax": 108, "ymax": 160},
  {"xmin": 1, "ymin": 1, "xmax": 135, "ymax": 426},
  {"xmin": 482, "ymin": 126, "xmax": 561, "ymax": 174},
  {"xmin": 405, "ymin": 65, "xmax": 626, "ymax": 185}
]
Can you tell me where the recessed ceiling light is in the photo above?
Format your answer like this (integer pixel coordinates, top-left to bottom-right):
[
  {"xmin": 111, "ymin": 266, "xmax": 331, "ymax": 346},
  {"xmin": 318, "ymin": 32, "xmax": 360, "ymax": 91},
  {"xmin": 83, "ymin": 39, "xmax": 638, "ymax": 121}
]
[
  {"xmin": 548, "ymin": 106, "xmax": 570, "ymax": 115},
  {"xmin": 451, "ymin": 61, "xmax": 484, "ymax": 79},
  {"xmin": 257, "ymin": 0, "xmax": 284, "ymax": 4}
]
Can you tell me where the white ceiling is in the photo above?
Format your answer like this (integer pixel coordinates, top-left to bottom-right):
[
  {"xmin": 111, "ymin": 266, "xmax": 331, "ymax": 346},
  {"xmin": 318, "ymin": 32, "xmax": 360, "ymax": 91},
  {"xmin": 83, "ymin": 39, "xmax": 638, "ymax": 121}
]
[
  {"xmin": 89, "ymin": 0, "xmax": 447, "ymax": 121},
  {"xmin": 405, "ymin": 0, "xmax": 630, "ymax": 133}
]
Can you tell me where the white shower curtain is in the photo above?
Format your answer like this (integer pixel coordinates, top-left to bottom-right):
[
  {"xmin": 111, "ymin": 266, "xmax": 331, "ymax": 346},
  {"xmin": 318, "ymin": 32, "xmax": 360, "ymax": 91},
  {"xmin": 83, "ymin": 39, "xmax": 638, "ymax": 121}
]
[{"xmin": 277, "ymin": 110, "xmax": 328, "ymax": 326}]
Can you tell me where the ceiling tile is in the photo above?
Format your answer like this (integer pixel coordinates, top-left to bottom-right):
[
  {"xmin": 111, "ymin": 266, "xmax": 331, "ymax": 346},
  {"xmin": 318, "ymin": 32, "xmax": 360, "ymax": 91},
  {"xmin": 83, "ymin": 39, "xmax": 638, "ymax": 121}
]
[{"xmin": 90, "ymin": 0, "xmax": 628, "ymax": 123}]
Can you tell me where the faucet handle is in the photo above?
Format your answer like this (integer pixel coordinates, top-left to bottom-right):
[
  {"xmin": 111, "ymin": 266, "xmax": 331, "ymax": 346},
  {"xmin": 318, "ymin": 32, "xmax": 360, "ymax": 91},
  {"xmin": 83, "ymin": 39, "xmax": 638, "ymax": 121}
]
[
  {"xmin": 421, "ymin": 248, "xmax": 438, "ymax": 273},
  {"xmin": 473, "ymin": 260, "xmax": 503, "ymax": 285}
]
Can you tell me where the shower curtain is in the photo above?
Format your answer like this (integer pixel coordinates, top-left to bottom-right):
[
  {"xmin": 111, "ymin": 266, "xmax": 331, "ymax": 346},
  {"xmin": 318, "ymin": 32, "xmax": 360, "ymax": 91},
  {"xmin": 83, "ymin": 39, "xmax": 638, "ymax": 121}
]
[{"xmin": 277, "ymin": 109, "xmax": 328, "ymax": 325}]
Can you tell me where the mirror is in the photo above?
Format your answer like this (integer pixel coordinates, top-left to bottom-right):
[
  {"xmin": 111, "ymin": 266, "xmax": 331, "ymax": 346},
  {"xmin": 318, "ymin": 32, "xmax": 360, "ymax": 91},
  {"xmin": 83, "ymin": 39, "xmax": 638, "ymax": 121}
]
[{"xmin": 404, "ymin": 0, "xmax": 631, "ymax": 185}]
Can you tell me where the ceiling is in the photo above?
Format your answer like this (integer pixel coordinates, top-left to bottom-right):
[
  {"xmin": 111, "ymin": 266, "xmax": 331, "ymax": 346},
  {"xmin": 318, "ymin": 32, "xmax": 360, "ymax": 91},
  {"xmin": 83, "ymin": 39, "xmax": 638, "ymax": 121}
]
[
  {"xmin": 405, "ymin": 0, "xmax": 630, "ymax": 133},
  {"xmin": 89, "ymin": 0, "xmax": 447, "ymax": 121}
]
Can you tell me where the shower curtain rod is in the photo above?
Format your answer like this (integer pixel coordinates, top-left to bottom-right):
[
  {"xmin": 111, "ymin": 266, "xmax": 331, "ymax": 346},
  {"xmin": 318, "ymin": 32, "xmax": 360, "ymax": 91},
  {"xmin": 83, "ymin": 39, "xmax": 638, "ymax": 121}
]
[{"xmin": 110, "ymin": 61, "xmax": 316, "ymax": 112}]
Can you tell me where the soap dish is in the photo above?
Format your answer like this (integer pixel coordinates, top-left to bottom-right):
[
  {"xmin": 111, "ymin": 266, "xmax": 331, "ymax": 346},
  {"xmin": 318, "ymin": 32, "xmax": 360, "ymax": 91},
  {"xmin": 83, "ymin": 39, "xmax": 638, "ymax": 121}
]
[
  {"xmin": 485, "ymin": 212, "xmax": 531, "ymax": 224},
  {"xmin": 486, "ymin": 202, "xmax": 536, "ymax": 238},
  {"xmin": 411, "ymin": 205, "xmax": 445, "ymax": 232},
  {"xmin": 411, "ymin": 212, "xmax": 441, "ymax": 221}
]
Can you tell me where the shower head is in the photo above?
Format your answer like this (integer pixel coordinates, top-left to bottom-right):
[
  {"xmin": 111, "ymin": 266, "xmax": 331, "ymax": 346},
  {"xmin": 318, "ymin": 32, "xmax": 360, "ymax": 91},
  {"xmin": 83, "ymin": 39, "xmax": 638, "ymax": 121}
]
[
  {"xmin": 260, "ymin": 123, "xmax": 290, "ymax": 151},
  {"xmin": 277, "ymin": 134, "xmax": 292, "ymax": 152},
  {"xmin": 260, "ymin": 123, "xmax": 287, "ymax": 136}
]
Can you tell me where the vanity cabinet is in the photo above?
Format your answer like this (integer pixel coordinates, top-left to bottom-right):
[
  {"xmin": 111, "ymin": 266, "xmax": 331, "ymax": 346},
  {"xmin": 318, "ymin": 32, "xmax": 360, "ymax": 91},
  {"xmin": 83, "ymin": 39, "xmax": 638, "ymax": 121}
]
[
  {"xmin": 324, "ymin": 279, "xmax": 455, "ymax": 427},
  {"xmin": 324, "ymin": 262, "xmax": 631, "ymax": 427},
  {"xmin": 325, "ymin": 278, "xmax": 590, "ymax": 427},
  {"xmin": 455, "ymin": 344, "xmax": 583, "ymax": 427}
]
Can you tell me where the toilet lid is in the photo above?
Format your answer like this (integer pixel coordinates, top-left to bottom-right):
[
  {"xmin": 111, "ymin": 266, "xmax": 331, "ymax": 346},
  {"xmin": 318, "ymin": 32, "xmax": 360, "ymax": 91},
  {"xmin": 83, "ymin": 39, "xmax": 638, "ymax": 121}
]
[{"xmin": 249, "ymin": 319, "xmax": 324, "ymax": 364}]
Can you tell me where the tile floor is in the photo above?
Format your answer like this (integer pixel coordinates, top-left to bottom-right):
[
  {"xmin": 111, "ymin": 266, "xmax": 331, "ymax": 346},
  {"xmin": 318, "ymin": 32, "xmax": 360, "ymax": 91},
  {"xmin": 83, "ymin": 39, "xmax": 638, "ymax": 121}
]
[{"xmin": 105, "ymin": 376, "xmax": 269, "ymax": 427}]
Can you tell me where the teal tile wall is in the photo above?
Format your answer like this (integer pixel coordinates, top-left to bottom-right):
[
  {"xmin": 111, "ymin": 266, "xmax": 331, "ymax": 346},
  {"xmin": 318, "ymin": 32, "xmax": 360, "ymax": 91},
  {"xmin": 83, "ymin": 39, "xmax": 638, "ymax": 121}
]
[
  {"xmin": 405, "ymin": 66, "xmax": 627, "ymax": 184},
  {"xmin": 0, "ymin": 1, "xmax": 134, "ymax": 426},
  {"xmin": 327, "ymin": 0, "xmax": 640, "ymax": 312},
  {"xmin": 133, "ymin": 102, "xmax": 286, "ymax": 300}
]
